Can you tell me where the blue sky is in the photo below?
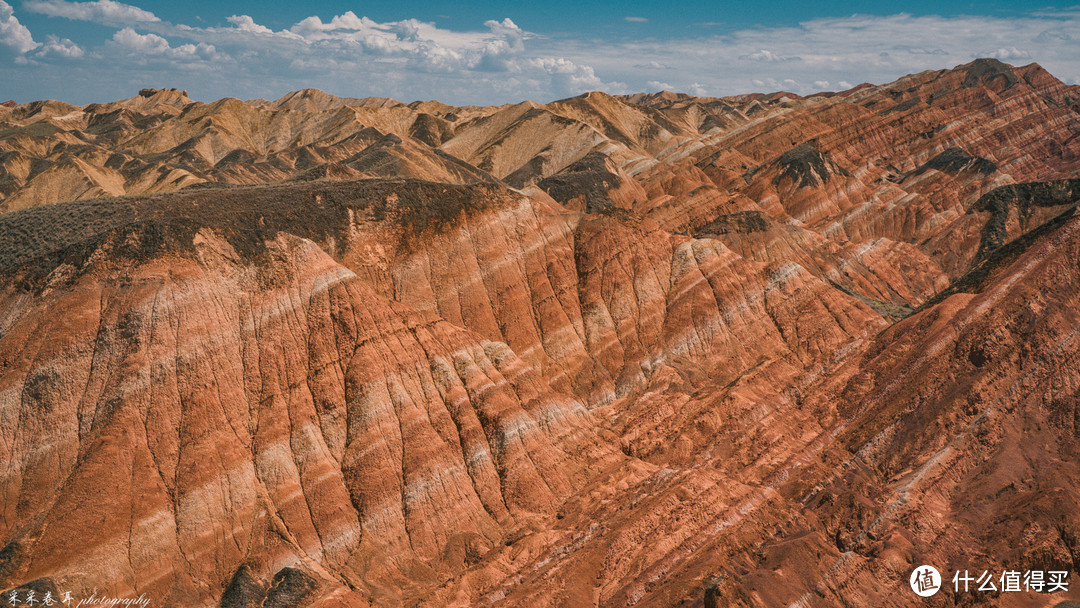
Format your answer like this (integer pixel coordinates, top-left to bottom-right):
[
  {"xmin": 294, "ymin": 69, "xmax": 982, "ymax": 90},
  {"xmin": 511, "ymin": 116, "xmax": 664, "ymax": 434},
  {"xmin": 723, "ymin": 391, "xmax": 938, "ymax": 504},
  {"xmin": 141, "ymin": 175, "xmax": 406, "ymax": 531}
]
[{"xmin": 1, "ymin": 0, "xmax": 1078, "ymax": 104}]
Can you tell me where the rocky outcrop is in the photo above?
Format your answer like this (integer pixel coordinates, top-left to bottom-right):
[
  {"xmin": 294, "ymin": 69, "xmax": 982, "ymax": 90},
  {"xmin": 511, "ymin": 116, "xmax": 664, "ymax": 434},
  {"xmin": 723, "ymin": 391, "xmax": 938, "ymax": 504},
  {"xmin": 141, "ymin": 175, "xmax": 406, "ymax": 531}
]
[{"xmin": 536, "ymin": 152, "xmax": 646, "ymax": 213}]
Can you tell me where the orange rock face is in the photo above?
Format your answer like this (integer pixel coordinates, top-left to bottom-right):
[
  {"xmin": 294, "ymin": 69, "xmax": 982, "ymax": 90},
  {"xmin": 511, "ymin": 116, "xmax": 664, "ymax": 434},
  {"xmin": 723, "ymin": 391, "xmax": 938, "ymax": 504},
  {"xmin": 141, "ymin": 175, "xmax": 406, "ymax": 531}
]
[{"xmin": 1, "ymin": 59, "xmax": 1080, "ymax": 607}]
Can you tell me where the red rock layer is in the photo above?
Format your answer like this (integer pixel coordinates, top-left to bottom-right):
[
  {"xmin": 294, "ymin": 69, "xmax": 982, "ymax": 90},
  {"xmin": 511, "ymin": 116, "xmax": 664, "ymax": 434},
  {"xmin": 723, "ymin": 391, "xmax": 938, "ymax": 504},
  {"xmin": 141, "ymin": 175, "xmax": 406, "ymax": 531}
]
[{"xmin": 0, "ymin": 225, "xmax": 600, "ymax": 605}]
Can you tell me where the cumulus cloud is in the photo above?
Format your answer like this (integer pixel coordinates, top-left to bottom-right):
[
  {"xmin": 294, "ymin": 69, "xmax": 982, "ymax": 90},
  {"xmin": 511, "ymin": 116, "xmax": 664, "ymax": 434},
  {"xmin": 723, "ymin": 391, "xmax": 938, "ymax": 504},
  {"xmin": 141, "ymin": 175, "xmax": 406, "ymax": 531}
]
[
  {"xmin": 225, "ymin": 15, "xmax": 275, "ymax": 35},
  {"xmin": 110, "ymin": 27, "xmax": 215, "ymax": 60},
  {"xmin": 687, "ymin": 82, "xmax": 709, "ymax": 97},
  {"xmin": 290, "ymin": 11, "xmax": 369, "ymax": 39},
  {"xmin": 37, "ymin": 33, "xmax": 82, "ymax": 57},
  {"xmin": 988, "ymin": 46, "xmax": 1031, "ymax": 60},
  {"xmin": 625, "ymin": 16, "xmax": 648, "ymax": 23},
  {"xmin": 112, "ymin": 27, "xmax": 167, "ymax": 53},
  {"xmin": 476, "ymin": 18, "xmax": 525, "ymax": 71},
  {"xmin": 0, "ymin": 0, "xmax": 38, "ymax": 54},
  {"xmin": 529, "ymin": 56, "xmax": 624, "ymax": 97},
  {"xmin": 24, "ymin": 0, "xmax": 159, "ymax": 25}
]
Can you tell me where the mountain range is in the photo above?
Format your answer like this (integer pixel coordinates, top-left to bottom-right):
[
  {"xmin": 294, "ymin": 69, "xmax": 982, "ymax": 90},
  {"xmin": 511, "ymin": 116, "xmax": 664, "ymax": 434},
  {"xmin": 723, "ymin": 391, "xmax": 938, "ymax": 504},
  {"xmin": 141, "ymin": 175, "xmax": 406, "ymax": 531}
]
[{"xmin": 1, "ymin": 58, "xmax": 1079, "ymax": 607}]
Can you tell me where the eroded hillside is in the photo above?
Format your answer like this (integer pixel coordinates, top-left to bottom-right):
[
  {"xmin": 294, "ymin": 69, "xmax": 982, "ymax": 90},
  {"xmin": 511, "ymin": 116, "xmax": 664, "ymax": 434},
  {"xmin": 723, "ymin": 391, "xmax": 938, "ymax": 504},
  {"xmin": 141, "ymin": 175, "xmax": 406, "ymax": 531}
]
[{"xmin": 1, "ymin": 59, "xmax": 1079, "ymax": 607}]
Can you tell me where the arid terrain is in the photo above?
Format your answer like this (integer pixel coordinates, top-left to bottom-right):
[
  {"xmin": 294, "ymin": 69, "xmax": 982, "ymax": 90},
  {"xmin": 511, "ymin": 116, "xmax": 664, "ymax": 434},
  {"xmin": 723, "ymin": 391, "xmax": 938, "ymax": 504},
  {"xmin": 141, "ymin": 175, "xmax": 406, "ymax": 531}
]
[{"xmin": 1, "ymin": 58, "xmax": 1080, "ymax": 607}]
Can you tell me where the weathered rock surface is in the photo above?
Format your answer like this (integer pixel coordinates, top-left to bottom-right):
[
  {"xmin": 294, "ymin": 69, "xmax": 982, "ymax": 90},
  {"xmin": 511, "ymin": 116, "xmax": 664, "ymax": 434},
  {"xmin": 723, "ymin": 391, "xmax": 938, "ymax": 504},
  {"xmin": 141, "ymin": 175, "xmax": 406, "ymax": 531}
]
[
  {"xmin": 0, "ymin": 191, "xmax": 604, "ymax": 605},
  {"xmin": 1, "ymin": 59, "xmax": 1079, "ymax": 607}
]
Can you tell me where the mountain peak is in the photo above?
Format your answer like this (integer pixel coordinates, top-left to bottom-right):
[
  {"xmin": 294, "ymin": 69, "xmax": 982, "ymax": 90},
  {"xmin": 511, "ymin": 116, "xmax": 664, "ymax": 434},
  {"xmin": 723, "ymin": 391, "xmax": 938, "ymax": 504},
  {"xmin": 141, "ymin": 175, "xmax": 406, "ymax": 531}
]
[
  {"xmin": 138, "ymin": 87, "xmax": 188, "ymax": 99},
  {"xmin": 960, "ymin": 57, "xmax": 1021, "ymax": 89},
  {"xmin": 115, "ymin": 87, "xmax": 192, "ymax": 110}
]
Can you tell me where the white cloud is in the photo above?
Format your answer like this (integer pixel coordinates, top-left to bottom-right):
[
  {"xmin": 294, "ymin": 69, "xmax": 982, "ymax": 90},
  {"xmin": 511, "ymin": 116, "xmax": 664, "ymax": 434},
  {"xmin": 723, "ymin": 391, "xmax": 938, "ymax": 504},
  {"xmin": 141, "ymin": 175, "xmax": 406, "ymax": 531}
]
[
  {"xmin": 485, "ymin": 17, "xmax": 523, "ymax": 44},
  {"xmin": 476, "ymin": 18, "xmax": 524, "ymax": 71},
  {"xmin": 988, "ymin": 46, "xmax": 1031, "ymax": 60},
  {"xmin": 23, "ymin": 0, "xmax": 159, "ymax": 25},
  {"xmin": 625, "ymin": 16, "xmax": 648, "ymax": 23},
  {"xmin": 741, "ymin": 49, "xmax": 795, "ymax": 62},
  {"xmin": 529, "ymin": 56, "xmax": 625, "ymax": 97},
  {"xmin": 3, "ymin": 8, "xmax": 1080, "ymax": 104},
  {"xmin": 0, "ymin": 0, "xmax": 38, "ymax": 54},
  {"xmin": 143, "ymin": 11, "xmax": 616, "ymax": 99},
  {"xmin": 112, "ymin": 27, "xmax": 166, "ymax": 53},
  {"xmin": 37, "ymin": 33, "xmax": 82, "ymax": 57},
  {"xmin": 110, "ymin": 27, "xmax": 214, "ymax": 60},
  {"xmin": 533, "ymin": 11, "xmax": 1080, "ymax": 97},
  {"xmin": 225, "ymin": 15, "xmax": 274, "ymax": 35}
]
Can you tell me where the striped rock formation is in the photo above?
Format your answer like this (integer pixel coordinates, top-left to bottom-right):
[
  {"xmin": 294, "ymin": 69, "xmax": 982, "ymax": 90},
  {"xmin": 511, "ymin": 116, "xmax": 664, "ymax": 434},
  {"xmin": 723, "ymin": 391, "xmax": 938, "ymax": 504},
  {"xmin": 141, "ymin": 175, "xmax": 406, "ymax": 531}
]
[{"xmin": 1, "ymin": 59, "xmax": 1079, "ymax": 606}]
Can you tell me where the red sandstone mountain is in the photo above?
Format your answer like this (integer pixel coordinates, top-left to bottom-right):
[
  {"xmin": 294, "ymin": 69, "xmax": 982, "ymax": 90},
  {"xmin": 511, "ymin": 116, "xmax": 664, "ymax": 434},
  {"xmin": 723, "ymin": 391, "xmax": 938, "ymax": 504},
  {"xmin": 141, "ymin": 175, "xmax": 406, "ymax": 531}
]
[{"xmin": 1, "ymin": 59, "xmax": 1079, "ymax": 607}]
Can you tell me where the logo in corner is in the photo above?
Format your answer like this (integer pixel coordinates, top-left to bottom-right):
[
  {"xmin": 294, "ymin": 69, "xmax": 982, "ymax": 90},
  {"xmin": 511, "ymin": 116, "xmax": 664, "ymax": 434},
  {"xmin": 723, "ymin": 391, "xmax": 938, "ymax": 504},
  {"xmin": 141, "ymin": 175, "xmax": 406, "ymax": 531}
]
[{"xmin": 910, "ymin": 565, "xmax": 941, "ymax": 597}]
